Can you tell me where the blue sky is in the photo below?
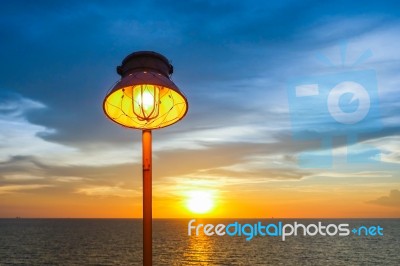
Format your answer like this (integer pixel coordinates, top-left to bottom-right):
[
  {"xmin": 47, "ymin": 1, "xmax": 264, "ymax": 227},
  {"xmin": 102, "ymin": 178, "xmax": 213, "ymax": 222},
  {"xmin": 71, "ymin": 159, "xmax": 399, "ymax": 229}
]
[{"xmin": 0, "ymin": 0, "xmax": 399, "ymax": 217}]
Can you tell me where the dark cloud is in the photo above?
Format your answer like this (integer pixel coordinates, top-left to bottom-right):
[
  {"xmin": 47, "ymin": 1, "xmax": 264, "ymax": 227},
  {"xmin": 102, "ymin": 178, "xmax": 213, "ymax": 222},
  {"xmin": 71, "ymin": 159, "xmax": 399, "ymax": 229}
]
[
  {"xmin": 367, "ymin": 189, "xmax": 400, "ymax": 208},
  {"xmin": 1, "ymin": 0, "xmax": 399, "ymax": 149}
]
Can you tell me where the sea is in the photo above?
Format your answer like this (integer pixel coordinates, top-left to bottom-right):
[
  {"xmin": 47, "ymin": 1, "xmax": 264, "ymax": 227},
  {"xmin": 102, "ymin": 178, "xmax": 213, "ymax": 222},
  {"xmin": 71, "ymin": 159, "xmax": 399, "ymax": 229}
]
[{"xmin": 0, "ymin": 219, "xmax": 398, "ymax": 265}]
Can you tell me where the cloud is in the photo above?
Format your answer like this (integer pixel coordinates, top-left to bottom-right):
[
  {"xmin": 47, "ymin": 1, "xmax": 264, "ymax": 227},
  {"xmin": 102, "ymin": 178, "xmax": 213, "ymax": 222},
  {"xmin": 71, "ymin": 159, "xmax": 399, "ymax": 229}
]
[
  {"xmin": 367, "ymin": 189, "xmax": 400, "ymax": 208},
  {"xmin": 0, "ymin": 92, "xmax": 74, "ymax": 163},
  {"xmin": 2, "ymin": 174, "xmax": 44, "ymax": 181},
  {"xmin": 364, "ymin": 136, "xmax": 400, "ymax": 164},
  {"xmin": 0, "ymin": 92, "xmax": 141, "ymax": 167},
  {"xmin": 311, "ymin": 171, "xmax": 392, "ymax": 178},
  {"xmin": 55, "ymin": 176, "xmax": 85, "ymax": 183},
  {"xmin": 0, "ymin": 91, "xmax": 45, "ymax": 117},
  {"xmin": 0, "ymin": 184, "xmax": 53, "ymax": 195},
  {"xmin": 1, "ymin": 1, "xmax": 400, "ymax": 218},
  {"xmin": 76, "ymin": 185, "xmax": 140, "ymax": 198}
]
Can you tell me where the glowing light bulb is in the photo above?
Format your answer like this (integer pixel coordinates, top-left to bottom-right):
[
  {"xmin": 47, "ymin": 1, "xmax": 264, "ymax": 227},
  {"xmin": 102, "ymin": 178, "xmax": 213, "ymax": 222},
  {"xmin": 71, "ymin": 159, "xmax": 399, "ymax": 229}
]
[
  {"xmin": 142, "ymin": 91, "xmax": 155, "ymax": 110},
  {"xmin": 132, "ymin": 85, "xmax": 160, "ymax": 121}
]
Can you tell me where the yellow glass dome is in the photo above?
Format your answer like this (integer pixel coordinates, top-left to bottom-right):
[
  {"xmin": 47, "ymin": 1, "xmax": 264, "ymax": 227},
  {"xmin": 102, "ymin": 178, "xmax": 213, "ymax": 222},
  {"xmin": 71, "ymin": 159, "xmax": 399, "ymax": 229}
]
[{"xmin": 103, "ymin": 52, "xmax": 188, "ymax": 129}]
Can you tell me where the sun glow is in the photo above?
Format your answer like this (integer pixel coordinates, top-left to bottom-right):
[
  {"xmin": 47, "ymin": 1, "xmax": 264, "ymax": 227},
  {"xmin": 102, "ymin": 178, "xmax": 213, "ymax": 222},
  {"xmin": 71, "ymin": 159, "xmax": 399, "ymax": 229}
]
[{"xmin": 186, "ymin": 190, "xmax": 214, "ymax": 214}]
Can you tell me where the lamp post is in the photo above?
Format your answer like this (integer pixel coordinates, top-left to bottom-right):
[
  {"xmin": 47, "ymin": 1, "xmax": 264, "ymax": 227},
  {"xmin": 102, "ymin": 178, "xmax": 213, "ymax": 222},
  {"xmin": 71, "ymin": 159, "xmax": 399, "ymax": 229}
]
[{"xmin": 103, "ymin": 51, "xmax": 188, "ymax": 266}]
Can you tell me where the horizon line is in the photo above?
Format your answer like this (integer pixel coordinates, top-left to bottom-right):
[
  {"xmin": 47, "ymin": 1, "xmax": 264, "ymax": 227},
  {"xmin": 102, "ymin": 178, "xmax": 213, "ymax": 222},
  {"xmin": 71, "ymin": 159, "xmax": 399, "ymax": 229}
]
[{"xmin": 1, "ymin": 217, "xmax": 399, "ymax": 219}]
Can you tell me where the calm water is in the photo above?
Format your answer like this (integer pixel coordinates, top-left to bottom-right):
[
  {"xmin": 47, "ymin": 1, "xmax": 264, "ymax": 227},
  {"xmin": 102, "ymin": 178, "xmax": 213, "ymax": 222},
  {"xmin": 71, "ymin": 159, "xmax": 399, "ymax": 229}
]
[{"xmin": 0, "ymin": 219, "xmax": 398, "ymax": 265}]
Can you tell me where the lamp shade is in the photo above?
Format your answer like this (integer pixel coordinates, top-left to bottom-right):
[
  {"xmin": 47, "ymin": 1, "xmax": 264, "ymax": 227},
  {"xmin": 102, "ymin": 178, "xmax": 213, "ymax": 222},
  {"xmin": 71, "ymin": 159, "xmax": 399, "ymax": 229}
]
[{"xmin": 103, "ymin": 51, "xmax": 188, "ymax": 129}]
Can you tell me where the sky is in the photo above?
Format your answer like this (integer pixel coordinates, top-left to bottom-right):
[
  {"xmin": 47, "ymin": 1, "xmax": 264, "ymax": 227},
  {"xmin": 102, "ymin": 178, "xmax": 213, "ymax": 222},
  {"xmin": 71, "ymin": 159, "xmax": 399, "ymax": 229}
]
[{"xmin": 0, "ymin": 0, "xmax": 399, "ymax": 218}]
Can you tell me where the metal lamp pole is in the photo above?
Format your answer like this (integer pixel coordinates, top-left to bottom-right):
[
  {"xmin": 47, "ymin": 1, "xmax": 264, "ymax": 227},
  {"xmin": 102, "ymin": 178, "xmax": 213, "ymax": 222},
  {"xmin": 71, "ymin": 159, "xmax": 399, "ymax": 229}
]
[
  {"xmin": 103, "ymin": 51, "xmax": 188, "ymax": 266},
  {"xmin": 142, "ymin": 130, "xmax": 152, "ymax": 266}
]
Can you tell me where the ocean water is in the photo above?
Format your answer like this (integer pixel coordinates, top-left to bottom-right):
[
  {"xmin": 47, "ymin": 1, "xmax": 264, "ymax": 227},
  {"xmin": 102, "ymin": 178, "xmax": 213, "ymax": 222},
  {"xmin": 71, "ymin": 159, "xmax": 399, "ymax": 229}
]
[{"xmin": 0, "ymin": 219, "xmax": 398, "ymax": 265}]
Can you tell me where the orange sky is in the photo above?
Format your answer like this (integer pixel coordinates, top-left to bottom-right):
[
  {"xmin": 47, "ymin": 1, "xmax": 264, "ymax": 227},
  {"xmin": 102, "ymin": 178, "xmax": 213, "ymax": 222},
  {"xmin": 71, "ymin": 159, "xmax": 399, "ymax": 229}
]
[
  {"xmin": 1, "ymin": 1, "xmax": 400, "ymax": 219},
  {"xmin": 1, "ymin": 174, "xmax": 398, "ymax": 218}
]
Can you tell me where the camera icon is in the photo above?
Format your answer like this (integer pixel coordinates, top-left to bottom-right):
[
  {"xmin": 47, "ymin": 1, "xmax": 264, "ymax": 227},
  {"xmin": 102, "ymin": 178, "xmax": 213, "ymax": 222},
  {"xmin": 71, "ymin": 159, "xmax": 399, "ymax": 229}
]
[{"xmin": 287, "ymin": 70, "xmax": 381, "ymax": 168}]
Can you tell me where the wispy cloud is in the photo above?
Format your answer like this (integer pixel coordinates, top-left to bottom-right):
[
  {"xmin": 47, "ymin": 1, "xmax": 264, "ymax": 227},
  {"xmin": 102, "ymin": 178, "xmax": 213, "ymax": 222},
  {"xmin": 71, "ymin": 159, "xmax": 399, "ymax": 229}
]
[
  {"xmin": 364, "ymin": 136, "xmax": 400, "ymax": 164},
  {"xmin": 0, "ymin": 92, "xmax": 139, "ymax": 167},
  {"xmin": 0, "ymin": 184, "xmax": 53, "ymax": 195},
  {"xmin": 76, "ymin": 185, "xmax": 140, "ymax": 198},
  {"xmin": 310, "ymin": 171, "xmax": 393, "ymax": 178}
]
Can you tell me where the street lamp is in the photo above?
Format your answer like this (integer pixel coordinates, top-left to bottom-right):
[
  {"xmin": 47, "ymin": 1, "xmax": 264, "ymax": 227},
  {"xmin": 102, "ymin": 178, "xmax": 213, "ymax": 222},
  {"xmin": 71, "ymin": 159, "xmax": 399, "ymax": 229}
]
[{"xmin": 103, "ymin": 51, "xmax": 188, "ymax": 266}]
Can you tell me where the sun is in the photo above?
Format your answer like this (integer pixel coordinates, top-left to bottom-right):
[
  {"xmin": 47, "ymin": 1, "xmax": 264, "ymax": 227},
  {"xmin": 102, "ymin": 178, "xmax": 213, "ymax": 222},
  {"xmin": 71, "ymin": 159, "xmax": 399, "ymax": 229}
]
[{"xmin": 186, "ymin": 190, "xmax": 214, "ymax": 214}]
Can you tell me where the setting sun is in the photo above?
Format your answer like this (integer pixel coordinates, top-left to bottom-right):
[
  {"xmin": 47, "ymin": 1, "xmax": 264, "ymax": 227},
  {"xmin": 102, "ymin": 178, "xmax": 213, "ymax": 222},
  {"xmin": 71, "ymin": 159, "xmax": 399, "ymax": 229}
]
[{"xmin": 186, "ymin": 191, "xmax": 214, "ymax": 214}]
